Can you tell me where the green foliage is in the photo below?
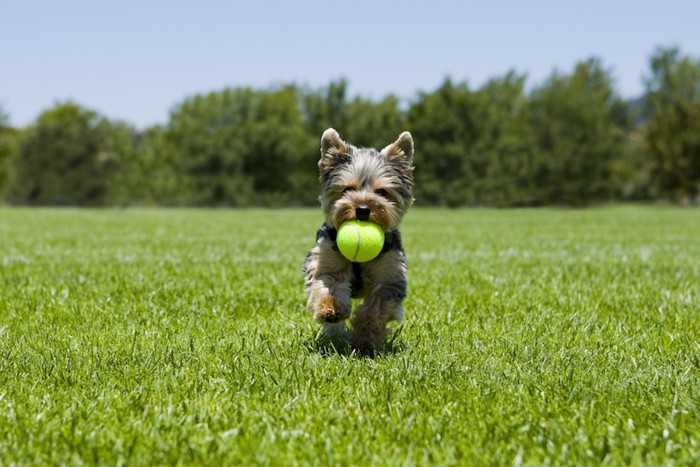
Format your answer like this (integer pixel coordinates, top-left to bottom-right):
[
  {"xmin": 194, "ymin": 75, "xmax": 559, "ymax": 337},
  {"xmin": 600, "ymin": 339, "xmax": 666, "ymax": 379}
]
[
  {"xmin": 463, "ymin": 72, "xmax": 532, "ymax": 206},
  {"xmin": 5, "ymin": 47, "xmax": 700, "ymax": 206},
  {"xmin": 0, "ymin": 207, "xmax": 698, "ymax": 464},
  {"xmin": 408, "ymin": 79, "xmax": 478, "ymax": 206},
  {"xmin": 645, "ymin": 47, "xmax": 700, "ymax": 203},
  {"xmin": 298, "ymin": 80, "xmax": 408, "ymax": 201},
  {"xmin": 0, "ymin": 107, "xmax": 17, "ymax": 202},
  {"xmin": 610, "ymin": 132, "xmax": 655, "ymax": 201},
  {"xmin": 527, "ymin": 59, "xmax": 628, "ymax": 205},
  {"xmin": 11, "ymin": 103, "xmax": 117, "ymax": 205},
  {"xmin": 406, "ymin": 64, "xmax": 629, "ymax": 207},
  {"xmin": 301, "ymin": 79, "xmax": 350, "ymax": 137},
  {"xmin": 160, "ymin": 86, "xmax": 311, "ymax": 206},
  {"xmin": 162, "ymin": 88, "xmax": 255, "ymax": 205},
  {"xmin": 343, "ymin": 95, "xmax": 407, "ymax": 149},
  {"xmin": 97, "ymin": 121, "xmax": 147, "ymax": 206}
]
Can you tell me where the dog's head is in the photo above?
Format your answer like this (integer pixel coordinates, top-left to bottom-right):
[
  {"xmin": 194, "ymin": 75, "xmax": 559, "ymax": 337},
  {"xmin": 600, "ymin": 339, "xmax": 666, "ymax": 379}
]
[{"xmin": 317, "ymin": 128, "xmax": 414, "ymax": 231}]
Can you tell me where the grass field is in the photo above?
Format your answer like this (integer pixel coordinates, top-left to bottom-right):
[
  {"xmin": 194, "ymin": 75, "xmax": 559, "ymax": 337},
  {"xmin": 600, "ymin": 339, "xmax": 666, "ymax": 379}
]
[{"xmin": 0, "ymin": 206, "xmax": 698, "ymax": 465}]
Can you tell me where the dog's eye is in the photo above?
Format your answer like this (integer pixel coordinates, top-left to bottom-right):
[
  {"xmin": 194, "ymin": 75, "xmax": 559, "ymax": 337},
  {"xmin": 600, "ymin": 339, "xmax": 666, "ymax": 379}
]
[
  {"xmin": 342, "ymin": 187, "xmax": 355, "ymax": 194},
  {"xmin": 374, "ymin": 188, "xmax": 388, "ymax": 197}
]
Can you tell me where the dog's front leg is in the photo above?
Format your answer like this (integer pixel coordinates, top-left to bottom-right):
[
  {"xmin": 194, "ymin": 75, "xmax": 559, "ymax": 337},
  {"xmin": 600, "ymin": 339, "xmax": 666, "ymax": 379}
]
[
  {"xmin": 308, "ymin": 273, "xmax": 352, "ymax": 325},
  {"xmin": 350, "ymin": 293, "xmax": 403, "ymax": 353},
  {"xmin": 349, "ymin": 251, "xmax": 407, "ymax": 353},
  {"xmin": 303, "ymin": 244, "xmax": 353, "ymax": 335}
]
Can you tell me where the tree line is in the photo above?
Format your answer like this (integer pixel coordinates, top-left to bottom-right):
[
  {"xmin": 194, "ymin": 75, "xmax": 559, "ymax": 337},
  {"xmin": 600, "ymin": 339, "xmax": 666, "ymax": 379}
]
[{"xmin": 1, "ymin": 47, "xmax": 699, "ymax": 207}]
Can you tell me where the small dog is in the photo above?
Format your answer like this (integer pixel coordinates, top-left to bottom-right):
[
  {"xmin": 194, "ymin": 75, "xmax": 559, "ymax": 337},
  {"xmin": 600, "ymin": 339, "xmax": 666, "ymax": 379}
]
[{"xmin": 303, "ymin": 128, "xmax": 414, "ymax": 353}]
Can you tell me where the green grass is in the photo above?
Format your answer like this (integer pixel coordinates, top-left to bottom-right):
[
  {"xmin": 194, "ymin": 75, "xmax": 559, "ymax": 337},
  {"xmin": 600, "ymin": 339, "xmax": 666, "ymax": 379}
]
[{"xmin": 1, "ymin": 206, "xmax": 698, "ymax": 465}]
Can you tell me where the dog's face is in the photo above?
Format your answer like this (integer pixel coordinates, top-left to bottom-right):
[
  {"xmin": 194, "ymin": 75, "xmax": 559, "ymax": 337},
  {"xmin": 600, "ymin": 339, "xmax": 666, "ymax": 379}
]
[{"xmin": 317, "ymin": 128, "xmax": 414, "ymax": 231}]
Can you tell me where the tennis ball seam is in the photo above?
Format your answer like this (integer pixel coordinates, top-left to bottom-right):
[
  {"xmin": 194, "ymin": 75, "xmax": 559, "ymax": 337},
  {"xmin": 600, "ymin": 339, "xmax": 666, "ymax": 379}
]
[{"xmin": 351, "ymin": 224, "xmax": 362, "ymax": 261}]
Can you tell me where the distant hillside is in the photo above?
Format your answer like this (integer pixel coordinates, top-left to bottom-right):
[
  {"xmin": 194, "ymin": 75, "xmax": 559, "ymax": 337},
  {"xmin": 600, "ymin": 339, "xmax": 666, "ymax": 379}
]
[{"xmin": 626, "ymin": 95, "xmax": 649, "ymax": 128}]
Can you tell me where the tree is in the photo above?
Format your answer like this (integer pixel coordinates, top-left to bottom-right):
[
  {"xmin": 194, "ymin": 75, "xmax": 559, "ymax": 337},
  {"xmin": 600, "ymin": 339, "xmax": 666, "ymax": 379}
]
[
  {"xmin": 161, "ymin": 86, "xmax": 311, "ymax": 206},
  {"xmin": 407, "ymin": 79, "xmax": 478, "ymax": 206},
  {"xmin": 467, "ymin": 72, "xmax": 532, "ymax": 206},
  {"xmin": 11, "ymin": 102, "xmax": 118, "ymax": 205},
  {"xmin": 341, "ymin": 95, "xmax": 406, "ymax": 150},
  {"xmin": 407, "ymin": 75, "xmax": 532, "ymax": 207},
  {"xmin": 163, "ymin": 88, "xmax": 253, "ymax": 205},
  {"xmin": 0, "ymin": 107, "xmax": 16, "ymax": 202},
  {"xmin": 123, "ymin": 125, "xmax": 187, "ymax": 205},
  {"xmin": 301, "ymin": 79, "xmax": 350, "ymax": 138},
  {"xmin": 527, "ymin": 59, "xmax": 627, "ymax": 205},
  {"xmin": 644, "ymin": 47, "xmax": 700, "ymax": 203},
  {"xmin": 105, "ymin": 121, "xmax": 159, "ymax": 206}
]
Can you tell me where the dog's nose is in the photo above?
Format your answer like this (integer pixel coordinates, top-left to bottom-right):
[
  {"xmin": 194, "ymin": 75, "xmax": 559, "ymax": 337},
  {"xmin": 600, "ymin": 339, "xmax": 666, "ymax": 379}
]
[{"xmin": 355, "ymin": 206, "xmax": 370, "ymax": 221}]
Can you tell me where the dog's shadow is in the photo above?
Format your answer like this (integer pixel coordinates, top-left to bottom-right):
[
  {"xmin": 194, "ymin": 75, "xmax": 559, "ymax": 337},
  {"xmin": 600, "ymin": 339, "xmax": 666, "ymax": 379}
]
[{"xmin": 305, "ymin": 326, "xmax": 406, "ymax": 359}]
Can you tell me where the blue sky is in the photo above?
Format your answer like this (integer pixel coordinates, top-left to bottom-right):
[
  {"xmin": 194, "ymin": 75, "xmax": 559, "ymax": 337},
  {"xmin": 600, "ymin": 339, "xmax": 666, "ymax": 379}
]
[{"xmin": 2, "ymin": 0, "xmax": 699, "ymax": 128}]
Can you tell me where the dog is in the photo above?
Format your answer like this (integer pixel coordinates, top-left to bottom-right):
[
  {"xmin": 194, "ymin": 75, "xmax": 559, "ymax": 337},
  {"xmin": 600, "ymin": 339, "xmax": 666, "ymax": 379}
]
[{"xmin": 303, "ymin": 128, "xmax": 414, "ymax": 353}]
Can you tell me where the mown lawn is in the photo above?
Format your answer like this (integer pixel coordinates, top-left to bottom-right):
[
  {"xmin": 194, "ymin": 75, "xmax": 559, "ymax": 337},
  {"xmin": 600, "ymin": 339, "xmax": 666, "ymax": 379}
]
[{"xmin": 0, "ymin": 206, "xmax": 698, "ymax": 465}]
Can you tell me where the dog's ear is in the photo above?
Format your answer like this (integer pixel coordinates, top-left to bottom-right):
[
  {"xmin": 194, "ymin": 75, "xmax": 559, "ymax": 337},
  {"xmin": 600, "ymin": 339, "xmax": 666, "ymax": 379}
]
[
  {"xmin": 382, "ymin": 132, "xmax": 414, "ymax": 195},
  {"xmin": 321, "ymin": 128, "xmax": 347, "ymax": 156},
  {"xmin": 319, "ymin": 128, "xmax": 350, "ymax": 181},
  {"xmin": 381, "ymin": 131, "xmax": 414, "ymax": 162}
]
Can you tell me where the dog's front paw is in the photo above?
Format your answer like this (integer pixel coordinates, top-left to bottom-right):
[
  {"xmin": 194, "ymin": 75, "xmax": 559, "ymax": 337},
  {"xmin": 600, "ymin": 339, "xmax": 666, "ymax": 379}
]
[
  {"xmin": 349, "ymin": 331, "xmax": 376, "ymax": 354},
  {"xmin": 313, "ymin": 295, "xmax": 350, "ymax": 324}
]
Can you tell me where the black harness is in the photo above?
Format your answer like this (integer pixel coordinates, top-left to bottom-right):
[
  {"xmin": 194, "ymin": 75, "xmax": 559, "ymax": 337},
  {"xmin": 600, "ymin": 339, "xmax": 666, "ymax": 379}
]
[{"xmin": 316, "ymin": 223, "xmax": 403, "ymax": 298}]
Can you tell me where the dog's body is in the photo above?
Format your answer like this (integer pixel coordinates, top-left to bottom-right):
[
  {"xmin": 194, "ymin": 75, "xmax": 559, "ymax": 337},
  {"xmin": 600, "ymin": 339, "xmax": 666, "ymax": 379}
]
[{"xmin": 303, "ymin": 128, "xmax": 414, "ymax": 352}]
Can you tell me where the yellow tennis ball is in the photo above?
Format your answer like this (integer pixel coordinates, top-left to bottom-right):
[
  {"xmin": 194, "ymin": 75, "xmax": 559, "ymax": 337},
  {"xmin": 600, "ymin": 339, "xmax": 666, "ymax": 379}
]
[{"xmin": 336, "ymin": 221, "xmax": 385, "ymax": 262}]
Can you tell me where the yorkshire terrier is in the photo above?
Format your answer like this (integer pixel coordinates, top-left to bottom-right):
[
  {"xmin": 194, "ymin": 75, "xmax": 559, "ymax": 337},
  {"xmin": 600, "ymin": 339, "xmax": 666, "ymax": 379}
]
[{"xmin": 303, "ymin": 128, "xmax": 414, "ymax": 353}]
